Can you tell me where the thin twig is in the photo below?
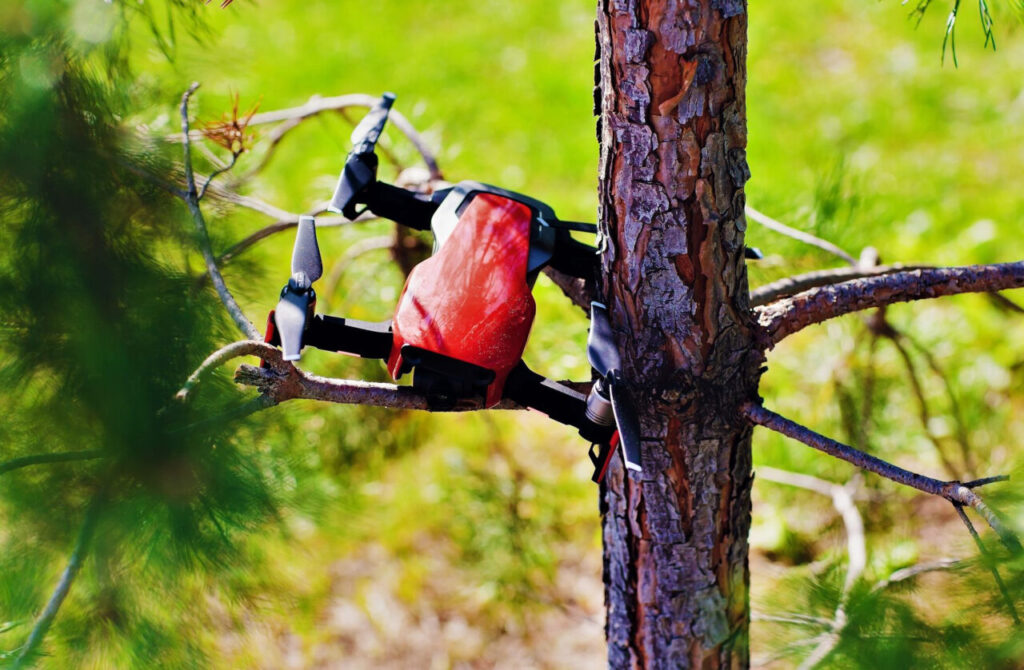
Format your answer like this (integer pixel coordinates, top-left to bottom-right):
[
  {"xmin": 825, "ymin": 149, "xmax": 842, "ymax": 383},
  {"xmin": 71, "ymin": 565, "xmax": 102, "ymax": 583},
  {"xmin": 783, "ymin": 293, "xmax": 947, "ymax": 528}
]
[
  {"xmin": 988, "ymin": 292, "xmax": 1024, "ymax": 314},
  {"xmin": 745, "ymin": 206, "xmax": 858, "ymax": 266},
  {"xmin": 756, "ymin": 261, "xmax": 1024, "ymax": 347},
  {"xmin": 741, "ymin": 402, "xmax": 1021, "ymax": 554},
  {"xmin": 0, "ymin": 451, "xmax": 104, "ymax": 477},
  {"xmin": 179, "ymin": 83, "xmax": 261, "ymax": 340},
  {"xmin": 869, "ymin": 558, "xmax": 961, "ymax": 594},
  {"xmin": 197, "ymin": 151, "xmax": 240, "ymax": 201},
  {"xmin": 12, "ymin": 493, "xmax": 103, "ymax": 669},
  {"xmin": 214, "ymin": 210, "xmax": 359, "ymax": 268},
  {"xmin": 952, "ymin": 503, "xmax": 1021, "ymax": 625},
  {"xmin": 963, "ymin": 475, "xmax": 1010, "ymax": 489}
]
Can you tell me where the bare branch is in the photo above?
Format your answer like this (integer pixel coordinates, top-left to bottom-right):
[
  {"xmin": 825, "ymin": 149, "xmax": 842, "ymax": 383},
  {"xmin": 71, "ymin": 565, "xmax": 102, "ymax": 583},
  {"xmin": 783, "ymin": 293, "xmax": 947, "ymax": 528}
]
[
  {"xmin": 13, "ymin": 494, "xmax": 103, "ymax": 669},
  {"xmin": 176, "ymin": 340, "xmax": 286, "ymax": 401},
  {"xmin": 179, "ymin": 83, "xmax": 261, "ymax": 340},
  {"xmin": 234, "ymin": 363, "xmax": 587, "ymax": 412},
  {"xmin": 197, "ymin": 151, "xmax": 240, "ymax": 201},
  {"xmin": 869, "ymin": 558, "xmax": 961, "ymax": 594},
  {"xmin": 745, "ymin": 206, "xmax": 858, "ymax": 266},
  {"xmin": 174, "ymin": 93, "xmax": 443, "ymax": 180},
  {"xmin": 740, "ymin": 402, "xmax": 1021, "ymax": 554},
  {"xmin": 756, "ymin": 262, "xmax": 1024, "ymax": 347},
  {"xmin": 0, "ymin": 451, "xmax": 104, "ymax": 477},
  {"xmin": 750, "ymin": 264, "xmax": 930, "ymax": 307},
  {"xmin": 224, "ymin": 345, "xmax": 590, "ymax": 410},
  {"xmin": 250, "ymin": 94, "xmax": 443, "ymax": 180}
]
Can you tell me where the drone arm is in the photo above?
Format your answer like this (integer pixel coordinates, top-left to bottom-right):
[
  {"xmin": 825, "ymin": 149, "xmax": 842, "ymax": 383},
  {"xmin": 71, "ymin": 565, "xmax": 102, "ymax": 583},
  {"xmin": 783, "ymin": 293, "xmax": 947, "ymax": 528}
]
[
  {"xmin": 503, "ymin": 363, "xmax": 613, "ymax": 444},
  {"xmin": 358, "ymin": 181, "xmax": 439, "ymax": 231},
  {"xmin": 547, "ymin": 230, "xmax": 599, "ymax": 280},
  {"xmin": 299, "ymin": 315, "xmax": 393, "ymax": 360}
]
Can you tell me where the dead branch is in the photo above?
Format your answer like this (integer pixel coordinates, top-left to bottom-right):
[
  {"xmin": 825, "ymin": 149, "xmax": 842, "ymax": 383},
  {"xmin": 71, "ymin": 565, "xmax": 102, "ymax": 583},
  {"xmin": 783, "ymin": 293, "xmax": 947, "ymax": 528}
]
[
  {"xmin": 197, "ymin": 151, "xmax": 240, "ymax": 201},
  {"xmin": 750, "ymin": 264, "xmax": 929, "ymax": 307},
  {"xmin": 745, "ymin": 206, "xmax": 858, "ymax": 266},
  {"xmin": 963, "ymin": 475, "xmax": 1010, "ymax": 488},
  {"xmin": 757, "ymin": 262, "xmax": 1024, "ymax": 347},
  {"xmin": 179, "ymin": 83, "xmax": 260, "ymax": 340},
  {"xmin": 177, "ymin": 340, "xmax": 591, "ymax": 415},
  {"xmin": 234, "ymin": 361, "xmax": 590, "ymax": 411},
  {"xmin": 740, "ymin": 402, "xmax": 1021, "ymax": 554},
  {"xmin": 172, "ymin": 93, "xmax": 443, "ymax": 181}
]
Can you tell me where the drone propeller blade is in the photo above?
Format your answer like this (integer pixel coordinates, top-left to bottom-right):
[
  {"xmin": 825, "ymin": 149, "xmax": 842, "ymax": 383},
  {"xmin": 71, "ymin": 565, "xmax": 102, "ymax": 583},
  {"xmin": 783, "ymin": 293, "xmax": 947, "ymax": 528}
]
[
  {"xmin": 350, "ymin": 92, "xmax": 396, "ymax": 154},
  {"xmin": 274, "ymin": 289, "xmax": 311, "ymax": 361},
  {"xmin": 328, "ymin": 93, "xmax": 396, "ymax": 216},
  {"xmin": 587, "ymin": 302, "xmax": 643, "ymax": 472},
  {"xmin": 587, "ymin": 302, "xmax": 620, "ymax": 378},
  {"xmin": 609, "ymin": 381, "xmax": 643, "ymax": 471},
  {"xmin": 291, "ymin": 215, "xmax": 323, "ymax": 283}
]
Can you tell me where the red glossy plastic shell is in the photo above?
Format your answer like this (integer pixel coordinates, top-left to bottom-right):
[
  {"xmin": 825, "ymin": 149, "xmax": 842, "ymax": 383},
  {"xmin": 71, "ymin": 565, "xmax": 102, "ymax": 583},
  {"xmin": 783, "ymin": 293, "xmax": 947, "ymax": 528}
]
[{"xmin": 387, "ymin": 193, "xmax": 536, "ymax": 407}]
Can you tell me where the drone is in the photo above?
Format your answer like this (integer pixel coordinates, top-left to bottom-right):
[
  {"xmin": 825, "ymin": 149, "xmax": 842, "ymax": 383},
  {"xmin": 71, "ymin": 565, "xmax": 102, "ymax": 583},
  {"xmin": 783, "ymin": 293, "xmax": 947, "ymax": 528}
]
[{"xmin": 263, "ymin": 93, "xmax": 760, "ymax": 482}]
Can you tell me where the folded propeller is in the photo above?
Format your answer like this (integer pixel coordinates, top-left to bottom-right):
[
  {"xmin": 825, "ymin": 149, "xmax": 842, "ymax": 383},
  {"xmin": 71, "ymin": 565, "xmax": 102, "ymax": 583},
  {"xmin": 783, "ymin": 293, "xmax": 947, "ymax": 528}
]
[
  {"xmin": 329, "ymin": 92, "xmax": 396, "ymax": 219},
  {"xmin": 274, "ymin": 215, "xmax": 323, "ymax": 361},
  {"xmin": 587, "ymin": 302, "xmax": 643, "ymax": 472}
]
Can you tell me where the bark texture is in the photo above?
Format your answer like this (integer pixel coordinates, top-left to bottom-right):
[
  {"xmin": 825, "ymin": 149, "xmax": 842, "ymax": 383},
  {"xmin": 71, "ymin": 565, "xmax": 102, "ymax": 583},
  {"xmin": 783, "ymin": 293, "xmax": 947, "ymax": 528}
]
[{"xmin": 596, "ymin": 1, "xmax": 762, "ymax": 667}]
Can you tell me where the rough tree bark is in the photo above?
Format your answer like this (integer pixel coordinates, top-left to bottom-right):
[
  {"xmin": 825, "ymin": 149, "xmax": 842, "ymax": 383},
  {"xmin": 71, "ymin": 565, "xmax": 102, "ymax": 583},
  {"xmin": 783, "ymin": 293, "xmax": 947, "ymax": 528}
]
[{"xmin": 596, "ymin": 1, "xmax": 761, "ymax": 667}]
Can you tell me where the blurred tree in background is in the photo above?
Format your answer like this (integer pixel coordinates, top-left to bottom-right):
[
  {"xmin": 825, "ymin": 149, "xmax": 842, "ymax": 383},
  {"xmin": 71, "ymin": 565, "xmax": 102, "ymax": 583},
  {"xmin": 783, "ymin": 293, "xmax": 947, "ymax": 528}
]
[{"xmin": 0, "ymin": 0, "xmax": 1022, "ymax": 668}]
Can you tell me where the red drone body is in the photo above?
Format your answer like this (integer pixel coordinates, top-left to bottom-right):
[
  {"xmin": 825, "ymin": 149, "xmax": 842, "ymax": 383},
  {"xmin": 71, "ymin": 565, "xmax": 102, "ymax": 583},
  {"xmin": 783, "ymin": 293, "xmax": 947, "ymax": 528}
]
[{"xmin": 388, "ymin": 193, "xmax": 537, "ymax": 407}]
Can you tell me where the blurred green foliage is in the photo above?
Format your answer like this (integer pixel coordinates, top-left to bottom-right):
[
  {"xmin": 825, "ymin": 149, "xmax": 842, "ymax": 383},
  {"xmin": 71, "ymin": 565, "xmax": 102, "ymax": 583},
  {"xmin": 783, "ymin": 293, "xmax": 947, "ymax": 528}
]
[{"xmin": 0, "ymin": 0, "xmax": 1022, "ymax": 667}]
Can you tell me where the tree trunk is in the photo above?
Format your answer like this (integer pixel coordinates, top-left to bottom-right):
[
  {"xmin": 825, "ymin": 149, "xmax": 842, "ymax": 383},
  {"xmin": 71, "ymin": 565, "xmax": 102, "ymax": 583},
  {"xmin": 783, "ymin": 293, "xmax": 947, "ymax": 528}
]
[{"xmin": 595, "ymin": 1, "xmax": 762, "ymax": 667}]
